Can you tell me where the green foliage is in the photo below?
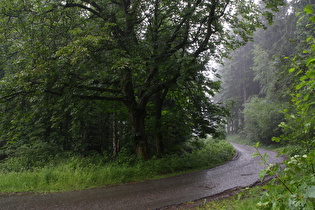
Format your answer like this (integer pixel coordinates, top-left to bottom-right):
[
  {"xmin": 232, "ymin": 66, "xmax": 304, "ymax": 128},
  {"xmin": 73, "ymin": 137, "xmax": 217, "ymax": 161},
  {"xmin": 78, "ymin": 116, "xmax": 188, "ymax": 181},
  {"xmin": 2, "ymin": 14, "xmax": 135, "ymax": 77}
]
[
  {"xmin": 253, "ymin": 5, "xmax": 315, "ymax": 209},
  {"xmin": 0, "ymin": 139, "xmax": 234, "ymax": 193},
  {"xmin": 304, "ymin": 5, "xmax": 314, "ymax": 15},
  {"xmin": 198, "ymin": 186, "xmax": 263, "ymax": 210},
  {"xmin": 218, "ymin": 0, "xmax": 308, "ymax": 138},
  {"xmin": 1, "ymin": 0, "xmax": 266, "ymax": 159},
  {"xmin": 0, "ymin": 141, "xmax": 58, "ymax": 172},
  {"xmin": 216, "ymin": 43, "xmax": 260, "ymax": 134},
  {"xmin": 273, "ymin": 4, "xmax": 315, "ymax": 150},
  {"xmin": 253, "ymin": 146, "xmax": 315, "ymax": 210},
  {"xmin": 243, "ymin": 97, "xmax": 287, "ymax": 144}
]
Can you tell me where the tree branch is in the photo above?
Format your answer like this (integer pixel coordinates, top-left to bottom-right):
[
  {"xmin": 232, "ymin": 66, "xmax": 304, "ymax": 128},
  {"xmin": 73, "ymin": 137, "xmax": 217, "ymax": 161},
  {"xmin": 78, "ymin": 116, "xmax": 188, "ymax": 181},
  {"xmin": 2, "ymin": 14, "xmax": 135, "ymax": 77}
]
[
  {"xmin": 193, "ymin": 1, "xmax": 229, "ymax": 58},
  {"xmin": 64, "ymin": 2, "xmax": 102, "ymax": 18},
  {"xmin": 140, "ymin": 72, "xmax": 180, "ymax": 108},
  {"xmin": 80, "ymin": 0, "xmax": 103, "ymax": 13},
  {"xmin": 166, "ymin": 0, "xmax": 202, "ymax": 46},
  {"xmin": 0, "ymin": 91, "xmax": 31, "ymax": 102},
  {"xmin": 74, "ymin": 94, "xmax": 125, "ymax": 101},
  {"xmin": 75, "ymin": 85, "xmax": 122, "ymax": 94}
]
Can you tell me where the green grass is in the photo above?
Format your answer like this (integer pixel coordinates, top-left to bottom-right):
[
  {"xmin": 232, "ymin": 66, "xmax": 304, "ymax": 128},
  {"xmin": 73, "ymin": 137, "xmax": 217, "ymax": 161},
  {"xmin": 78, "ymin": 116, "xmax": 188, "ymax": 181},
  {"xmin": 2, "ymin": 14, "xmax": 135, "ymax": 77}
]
[
  {"xmin": 0, "ymin": 139, "xmax": 235, "ymax": 193},
  {"xmin": 196, "ymin": 186, "xmax": 263, "ymax": 210}
]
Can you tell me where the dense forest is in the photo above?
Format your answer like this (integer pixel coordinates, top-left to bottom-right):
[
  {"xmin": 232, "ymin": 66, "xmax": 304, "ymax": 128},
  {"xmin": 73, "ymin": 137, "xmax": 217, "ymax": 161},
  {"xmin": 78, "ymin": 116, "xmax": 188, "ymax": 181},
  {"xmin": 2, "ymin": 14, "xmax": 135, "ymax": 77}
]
[{"xmin": 0, "ymin": 0, "xmax": 284, "ymax": 161}]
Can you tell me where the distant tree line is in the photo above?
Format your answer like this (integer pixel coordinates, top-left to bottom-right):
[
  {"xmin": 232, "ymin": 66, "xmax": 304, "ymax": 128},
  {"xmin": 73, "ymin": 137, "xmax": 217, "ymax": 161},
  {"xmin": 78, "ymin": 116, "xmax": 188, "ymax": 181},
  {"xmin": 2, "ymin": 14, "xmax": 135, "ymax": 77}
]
[{"xmin": 217, "ymin": 0, "xmax": 313, "ymax": 145}]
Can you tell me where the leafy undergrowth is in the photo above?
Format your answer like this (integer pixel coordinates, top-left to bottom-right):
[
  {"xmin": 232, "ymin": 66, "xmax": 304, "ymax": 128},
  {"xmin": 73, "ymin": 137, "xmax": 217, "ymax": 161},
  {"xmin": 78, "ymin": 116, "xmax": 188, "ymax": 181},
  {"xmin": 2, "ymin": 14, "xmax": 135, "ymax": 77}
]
[
  {"xmin": 0, "ymin": 139, "xmax": 234, "ymax": 193},
  {"xmin": 196, "ymin": 187, "xmax": 262, "ymax": 210},
  {"xmin": 194, "ymin": 170, "xmax": 315, "ymax": 210}
]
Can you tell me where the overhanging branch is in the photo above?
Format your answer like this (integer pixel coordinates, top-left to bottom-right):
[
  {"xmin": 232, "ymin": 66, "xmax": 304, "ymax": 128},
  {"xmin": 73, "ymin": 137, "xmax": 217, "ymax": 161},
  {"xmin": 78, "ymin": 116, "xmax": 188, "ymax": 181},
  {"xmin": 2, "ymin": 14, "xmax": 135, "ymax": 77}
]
[
  {"xmin": 74, "ymin": 94, "xmax": 125, "ymax": 101},
  {"xmin": 64, "ymin": 2, "xmax": 102, "ymax": 18},
  {"xmin": 0, "ymin": 91, "xmax": 32, "ymax": 102},
  {"xmin": 75, "ymin": 85, "xmax": 122, "ymax": 94},
  {"xmin": 80, "ymin": 0, "xmax": 103, "ymax": 13}
]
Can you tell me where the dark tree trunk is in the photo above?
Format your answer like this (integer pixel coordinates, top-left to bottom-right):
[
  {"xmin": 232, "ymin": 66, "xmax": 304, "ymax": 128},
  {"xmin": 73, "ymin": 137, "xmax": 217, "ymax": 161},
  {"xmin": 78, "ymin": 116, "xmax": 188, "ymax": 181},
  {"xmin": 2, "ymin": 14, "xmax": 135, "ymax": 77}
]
[
  {"xmin": 122, "ymin": 68, "xmax": 150, "ymax": 160},
  {"xmin": 154, "ymin": 89, "xmax": 169, "ymax": 157},
  {"xmin": 129, "ymin": 107, "xmax": 149, "ymax": 160}
]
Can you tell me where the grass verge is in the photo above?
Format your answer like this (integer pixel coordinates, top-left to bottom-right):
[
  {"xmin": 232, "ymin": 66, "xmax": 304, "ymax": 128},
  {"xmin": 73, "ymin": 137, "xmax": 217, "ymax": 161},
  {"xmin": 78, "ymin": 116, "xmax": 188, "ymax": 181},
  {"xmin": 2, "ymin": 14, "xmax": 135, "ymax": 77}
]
[
  {"xmin": 0, "ymin": 139, "xmax": 234, "ymax": 193},
  {"xmin": 196, "ymin": 186, "xmax": 263, "ymax": 210}
]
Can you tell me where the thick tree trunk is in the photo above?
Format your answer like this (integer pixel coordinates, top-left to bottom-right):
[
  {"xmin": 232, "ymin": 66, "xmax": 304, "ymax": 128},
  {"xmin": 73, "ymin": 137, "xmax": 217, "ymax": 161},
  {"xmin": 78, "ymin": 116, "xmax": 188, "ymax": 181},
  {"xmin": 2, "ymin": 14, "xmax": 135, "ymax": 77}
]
[
  {"xmin": 122, "ymin": 67, "xmax": 149, "ymax": 159},
  {"xmin": 129, "ymin": 108, "xmax": 149, "ymax": 160}
]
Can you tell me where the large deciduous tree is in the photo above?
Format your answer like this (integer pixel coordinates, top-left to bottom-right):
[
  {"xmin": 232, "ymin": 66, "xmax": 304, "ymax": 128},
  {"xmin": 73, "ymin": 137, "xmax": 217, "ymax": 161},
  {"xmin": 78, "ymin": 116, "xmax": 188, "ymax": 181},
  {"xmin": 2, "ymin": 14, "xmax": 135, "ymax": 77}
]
[{"xmin": 0, "ymin": 0, "xmax": 284, "ymax": 159}]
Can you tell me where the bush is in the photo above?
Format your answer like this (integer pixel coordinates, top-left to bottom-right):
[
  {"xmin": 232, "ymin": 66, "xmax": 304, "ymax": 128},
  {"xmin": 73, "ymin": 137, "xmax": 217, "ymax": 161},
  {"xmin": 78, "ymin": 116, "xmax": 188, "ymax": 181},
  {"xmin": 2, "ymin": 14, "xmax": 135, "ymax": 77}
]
[
  {"xmin": 254, "ymin": 145, "xmax": 315, "ymax": 210},
  {"xmin": 243, "ymin": 97, "xmax": 287, "ymax": 144},
  {"xmin": 0, "ymin": 141, "xmax": 59, "ymax": 172}
]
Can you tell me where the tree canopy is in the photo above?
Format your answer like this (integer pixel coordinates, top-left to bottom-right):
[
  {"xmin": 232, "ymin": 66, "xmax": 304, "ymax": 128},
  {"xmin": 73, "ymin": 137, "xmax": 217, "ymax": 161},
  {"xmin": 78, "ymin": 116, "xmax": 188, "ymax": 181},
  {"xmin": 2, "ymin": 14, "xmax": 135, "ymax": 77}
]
[{"xmin": 0, "ymin": 0, "xmax": 285, "ymax": 159}]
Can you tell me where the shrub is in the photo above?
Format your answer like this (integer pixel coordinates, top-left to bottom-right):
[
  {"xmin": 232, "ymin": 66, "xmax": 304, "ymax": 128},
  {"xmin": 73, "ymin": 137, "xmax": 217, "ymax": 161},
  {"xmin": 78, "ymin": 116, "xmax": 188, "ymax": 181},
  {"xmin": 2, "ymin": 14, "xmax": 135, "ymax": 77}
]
[
  {"xmin": 243, "ymin": 97, "xmax": 287, "ymax": 144},
  {"xmin": 254, "ymin": 145, "xmax": 315, "ymax": 210}
]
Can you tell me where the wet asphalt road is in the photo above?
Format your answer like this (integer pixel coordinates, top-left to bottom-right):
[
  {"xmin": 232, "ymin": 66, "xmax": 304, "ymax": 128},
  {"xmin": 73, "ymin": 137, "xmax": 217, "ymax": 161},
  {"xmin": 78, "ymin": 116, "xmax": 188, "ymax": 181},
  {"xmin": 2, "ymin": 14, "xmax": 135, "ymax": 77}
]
[{"xmin": 0, "ymin": 143, "xmax": 285, "ymax": 210}]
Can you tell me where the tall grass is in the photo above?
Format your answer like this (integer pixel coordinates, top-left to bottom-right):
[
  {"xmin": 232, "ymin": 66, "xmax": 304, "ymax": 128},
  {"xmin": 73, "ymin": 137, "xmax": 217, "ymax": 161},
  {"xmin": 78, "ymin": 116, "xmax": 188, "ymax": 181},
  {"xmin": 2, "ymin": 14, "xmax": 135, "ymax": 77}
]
[{"xmin": 0, "ymin": 139, "xmax": 234, "ymax": 193}]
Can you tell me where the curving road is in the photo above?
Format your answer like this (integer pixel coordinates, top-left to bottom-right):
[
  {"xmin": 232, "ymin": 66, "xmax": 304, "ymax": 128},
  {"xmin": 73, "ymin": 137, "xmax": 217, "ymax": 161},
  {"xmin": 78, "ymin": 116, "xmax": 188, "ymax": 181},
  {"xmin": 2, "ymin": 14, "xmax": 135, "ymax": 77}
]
[{"xmin": 0, "ymin": 143, "xmax": 285, "ymax": 210}]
